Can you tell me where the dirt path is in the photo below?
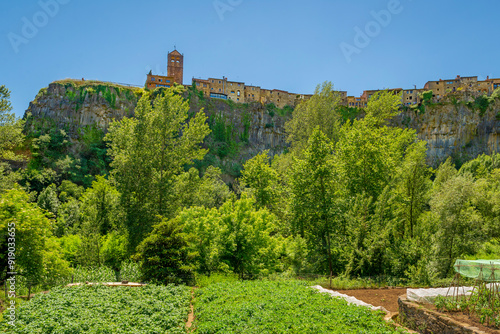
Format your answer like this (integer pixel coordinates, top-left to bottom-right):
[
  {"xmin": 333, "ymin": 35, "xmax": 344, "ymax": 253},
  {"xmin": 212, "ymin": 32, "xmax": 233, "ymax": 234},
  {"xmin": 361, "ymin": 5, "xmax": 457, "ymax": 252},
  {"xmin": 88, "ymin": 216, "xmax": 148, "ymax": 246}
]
[{"xmin": 185, "ymin": 288, "xmax": 195, "ymax": 332}]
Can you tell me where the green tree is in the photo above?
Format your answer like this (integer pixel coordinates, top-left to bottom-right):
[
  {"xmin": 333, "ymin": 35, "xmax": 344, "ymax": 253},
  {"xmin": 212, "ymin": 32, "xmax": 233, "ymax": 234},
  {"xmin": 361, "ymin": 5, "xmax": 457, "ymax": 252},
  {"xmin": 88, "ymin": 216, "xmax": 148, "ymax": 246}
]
[
  {"xmin": 106, "ymin": 89, "xmax": 210, "ymax": 250},
  {"xmin": 37, "ymin": 183, "xmax": 60, "ymax": 217},
  {"xmin": 135, "ymin": 217, "xmax": 191, "ymax": 284},
  {"xmin": 429, "ymin": 173, "xmax": 484, "ymax": 277},
  {"xmin": 0, "ymin": 85, "xmax": 24, "ymax": 160},
  {"xmin": 363, "ymin": 90, "xmax": 402, "ymax": 126},
  {"xmin": 181, "ymin": 196, "xmax": 281, "ymax": 278},
  {"xmin": 393, "ymin": 141, "xmax": 432, "ymax": 238},
  {"xmin": 240, "ymin": 150, "xmax": 279, "ymax": 209},
  {"xmin": 173, "ymin": 166, "xmax": 230, "ymax": 213},
  {"xmin": 0, "ymin": 85, "xmax": 25, "ymax": 192},
  {"xmin": 0, "ymin": 187, "xmax": 69, "ymax": 284},
  {"xmin": 334, "ymin": 117, "xmax": 415, "ymax": 202},
  {"xmin": 78, "ymin": 176, "xmax": 122, "ymax": 266},
  {"xmin": 290, "ymin": 128, "xmax": 338, "ymax": 275},
  {"xmin": 285, "ymin": 81, "xmax": 342, "ymax": 155}
]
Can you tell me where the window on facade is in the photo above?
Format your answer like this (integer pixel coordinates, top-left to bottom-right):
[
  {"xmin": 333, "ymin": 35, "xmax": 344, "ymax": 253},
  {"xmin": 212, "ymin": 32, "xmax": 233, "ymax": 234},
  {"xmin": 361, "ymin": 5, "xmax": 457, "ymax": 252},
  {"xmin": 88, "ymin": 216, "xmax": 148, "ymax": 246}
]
[
  {"xmin": 166, "ymin": 80, "xmax": 170, "ymax": 83},
  {"xmin": 159, "ymin": 79, "xmax": 162, "ymax": 82},
  {"xmin": 204, "ymin": 84, "xmax": 207, "ymax": 87},
  {"xmin": 231, "ymin": 91, "xmax": 235, "ymax": 94},
  {"xmin": 237, "ymin": 91, "xmax": 240, "ymax": 96},
  {"xmin": 151, "ymin": 77, "xmax": 155, "ymax": 81},
  {"xmin": 219, "ymin": 88, "xmax": 221, "ymax": 92},
  {"xmin": 219, "ymin": 81, "xmax": 221, "ymax": 84}
]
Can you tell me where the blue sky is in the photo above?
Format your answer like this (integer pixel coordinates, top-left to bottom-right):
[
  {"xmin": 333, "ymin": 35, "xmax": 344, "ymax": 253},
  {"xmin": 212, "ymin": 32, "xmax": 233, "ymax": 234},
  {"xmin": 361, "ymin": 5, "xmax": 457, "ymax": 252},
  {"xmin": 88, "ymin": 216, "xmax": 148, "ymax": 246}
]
[{"xmin": 1, "ymin": 0, "xmax": 499, "ymax": 117}]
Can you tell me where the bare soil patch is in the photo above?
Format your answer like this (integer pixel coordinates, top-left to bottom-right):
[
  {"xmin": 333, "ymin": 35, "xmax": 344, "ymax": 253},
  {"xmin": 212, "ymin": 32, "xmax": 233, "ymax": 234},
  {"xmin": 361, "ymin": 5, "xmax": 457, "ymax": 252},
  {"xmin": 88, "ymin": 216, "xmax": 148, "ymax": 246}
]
[
  {"xmin": 335, "ymin": 287, "xmax": 500, "ymax": 333},
  {"xmin": 334, "ymin": 287, "xmax": 406, "ymax": 313}
]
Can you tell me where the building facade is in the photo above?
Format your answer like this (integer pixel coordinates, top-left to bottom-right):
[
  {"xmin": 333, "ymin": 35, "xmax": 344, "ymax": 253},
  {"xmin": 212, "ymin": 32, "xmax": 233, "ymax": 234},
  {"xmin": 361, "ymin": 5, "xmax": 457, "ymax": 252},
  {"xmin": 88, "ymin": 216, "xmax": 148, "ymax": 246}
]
[{"xmin": 147, "ymin": 51, "xmax": 500, "ymax": 108}]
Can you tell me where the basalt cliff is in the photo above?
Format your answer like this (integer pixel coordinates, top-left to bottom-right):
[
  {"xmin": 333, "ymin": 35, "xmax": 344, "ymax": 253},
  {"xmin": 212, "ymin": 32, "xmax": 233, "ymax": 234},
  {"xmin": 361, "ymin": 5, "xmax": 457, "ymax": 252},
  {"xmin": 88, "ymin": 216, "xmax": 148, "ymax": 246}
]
[{"xmin": 25, "ymin": 80, "xmax": 500, "ymax": 170}]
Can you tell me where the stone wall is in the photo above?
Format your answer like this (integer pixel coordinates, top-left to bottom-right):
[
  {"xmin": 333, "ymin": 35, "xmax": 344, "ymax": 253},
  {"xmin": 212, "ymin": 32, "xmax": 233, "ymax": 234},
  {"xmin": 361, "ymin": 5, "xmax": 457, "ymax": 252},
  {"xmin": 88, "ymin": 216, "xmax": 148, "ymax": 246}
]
[{"xmin": 398, "ymin": 297, "xmax": 487, "ymax": 334}]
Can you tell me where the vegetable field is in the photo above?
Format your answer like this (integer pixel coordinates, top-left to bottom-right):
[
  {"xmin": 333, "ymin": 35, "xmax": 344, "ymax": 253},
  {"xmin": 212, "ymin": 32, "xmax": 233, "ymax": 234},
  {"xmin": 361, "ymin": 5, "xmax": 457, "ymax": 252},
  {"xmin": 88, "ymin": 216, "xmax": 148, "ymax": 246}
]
[
  {"xmin": 0, "ymin": 284, "xmax": 191, "ymax": 334},
  {"xmin": 193, "ymin": 280, "xmax": 403, "ymax": 333}
]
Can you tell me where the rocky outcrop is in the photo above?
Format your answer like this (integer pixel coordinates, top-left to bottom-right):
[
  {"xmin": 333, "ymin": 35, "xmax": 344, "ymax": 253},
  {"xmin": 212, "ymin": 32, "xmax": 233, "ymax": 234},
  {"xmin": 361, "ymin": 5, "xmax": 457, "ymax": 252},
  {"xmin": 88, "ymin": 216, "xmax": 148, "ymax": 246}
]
[
  {"xmin": 392, "ymin": 101, "xmax": 500, "ymax": 166},
  {"xmin": 25, "ymin": 81, "xmax": 140, "ymax": 135}
]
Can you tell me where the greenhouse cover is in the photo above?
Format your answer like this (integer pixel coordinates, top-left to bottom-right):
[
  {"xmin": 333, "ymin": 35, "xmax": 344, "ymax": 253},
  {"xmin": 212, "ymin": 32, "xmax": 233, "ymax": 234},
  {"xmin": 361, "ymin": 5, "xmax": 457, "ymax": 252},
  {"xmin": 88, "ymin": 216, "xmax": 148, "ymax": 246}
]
[{"xmin": 454, "ymin": 259, "xmax": 500, "ymax": 281}]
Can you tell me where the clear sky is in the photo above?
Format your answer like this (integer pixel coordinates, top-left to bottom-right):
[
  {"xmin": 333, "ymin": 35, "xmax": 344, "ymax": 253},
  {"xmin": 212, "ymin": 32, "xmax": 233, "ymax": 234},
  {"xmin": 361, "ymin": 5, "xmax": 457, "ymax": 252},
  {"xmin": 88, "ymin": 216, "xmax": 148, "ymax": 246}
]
[{"xmin": 1, "ymin": 0, "xmax": 499, "ymax": 117}]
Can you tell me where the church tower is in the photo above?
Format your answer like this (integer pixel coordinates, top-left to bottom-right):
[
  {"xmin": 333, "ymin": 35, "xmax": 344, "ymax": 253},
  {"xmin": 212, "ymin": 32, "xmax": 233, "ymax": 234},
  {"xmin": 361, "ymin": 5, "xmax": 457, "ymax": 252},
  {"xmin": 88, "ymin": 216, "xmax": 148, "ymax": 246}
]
[{"xmin": 167, "ymin": 49, "xmax": 184, "ymax": 85}]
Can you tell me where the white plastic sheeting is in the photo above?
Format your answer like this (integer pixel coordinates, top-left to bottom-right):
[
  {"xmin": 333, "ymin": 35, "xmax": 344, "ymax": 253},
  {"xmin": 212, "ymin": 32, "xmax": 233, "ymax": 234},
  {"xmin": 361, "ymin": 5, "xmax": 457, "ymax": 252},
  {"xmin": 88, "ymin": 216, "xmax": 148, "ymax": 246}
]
[
  {"xmin": 312, "ymin": 285, "xmax": 388, "ymax": 313},
  {"xmin": 406, "ymin": 286, "xmax": 474, "ymax": 304}
]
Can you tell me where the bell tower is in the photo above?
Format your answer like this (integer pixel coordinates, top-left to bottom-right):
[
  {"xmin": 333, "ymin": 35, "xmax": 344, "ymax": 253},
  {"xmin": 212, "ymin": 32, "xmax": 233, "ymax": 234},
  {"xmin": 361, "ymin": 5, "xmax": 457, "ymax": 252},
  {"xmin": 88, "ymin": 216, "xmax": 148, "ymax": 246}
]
[{"xmin": 167, "ymin": 49, "xmax": 184, "ymax": 85}]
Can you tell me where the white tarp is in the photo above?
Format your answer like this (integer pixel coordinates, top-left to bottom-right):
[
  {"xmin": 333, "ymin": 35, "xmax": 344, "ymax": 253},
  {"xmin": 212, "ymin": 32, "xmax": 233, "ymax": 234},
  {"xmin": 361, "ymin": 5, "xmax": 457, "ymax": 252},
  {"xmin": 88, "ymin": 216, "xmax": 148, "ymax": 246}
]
[
  {"xmin": 312, "ymin": 285, "xmax": 388, "ymax": 313},
  {"xmin": 406, "ymin": 286, "xmax": 474, "ymax": 304}
]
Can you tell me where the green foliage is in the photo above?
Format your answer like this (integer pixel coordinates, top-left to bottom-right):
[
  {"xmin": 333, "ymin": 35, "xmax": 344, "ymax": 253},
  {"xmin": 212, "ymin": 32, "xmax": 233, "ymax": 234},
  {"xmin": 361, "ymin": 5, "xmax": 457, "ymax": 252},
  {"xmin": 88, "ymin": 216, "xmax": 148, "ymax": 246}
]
[
  {"xmin": 173, "ymin": 166, "xmax": 231, "ymax": 214},
  {"xmin": 58, "ymin": 234, "xmax": 82, "ymax": 266},
  {"xmin": 194, "ymin": 280, "xmax": 401, "ymax": 333},
  {"xmin": 240, "ymin": 150, "xmax": 279, "ymax": 209},
  {"xmin": 0, "ymin": 284, "xmax": 191, "ymax": 333},
  {"xmin": 119, "ymin": 260, "xmax": 142, "ymax": 282},
  {"xmin": 468, "ymin": 94, "xmax": 491, "ymax": 116},
  {"xmin": 459, "ymin": 153, "xmax": 500, "ymax": 179},
  {"xmin": 180, "ymin": 196, "xmax": 281, "ymax": 277},
  {"xmin": 135, "ymin": 217, "xmax": 192, "ymax": 284},
  {"xmin": 364, "ymin": 90, "xmax": 402, "ymax": 126},
  {"xmin": 240, "ymin": 111, "xmax": 251, "ymax": 142},
  {"xmin": 101, "ymin": 231, "xmax": 129, "ymax": 271},
  {"xmin": 428, "ymin": 170, "xmax": 484, "ymax": 277},
  {"xmin": 290, "ymin": 128, "xmax": 338, "ymax": 274},
  {"xmin": 106, "ymin": 89, "xmax": 210, "ymax": 250},
  {"xmin": 194, "ymin": 272, "xmax": 239, "ymax": 288},
  {"xmin": 0, "ymin": 187, "xmax": 70, "ymax": 284},
  {"xmin": 435, "ymin": 287, "xmax": 500, "ymax": 328},
  {"xmin": 285, "ymin": 81, "xmax": 342, "ymax": 155},
  {"xmin": 72, "ymin": 265, "xmax": 115, "ymax": 283},
  {"xmin": 78, "ymin": 176, "xmax": 122, "ymax": 266},
  {"xmin": 37, "ymin": 183, "xmax": 60, "ymax": 217},
  {"xmin": 336, "ymin": 105, "xmax": 363, "ymax": 122},
  {"xmin": 421, "ymin": 90, "xmax": 433, "ymax": 104}
]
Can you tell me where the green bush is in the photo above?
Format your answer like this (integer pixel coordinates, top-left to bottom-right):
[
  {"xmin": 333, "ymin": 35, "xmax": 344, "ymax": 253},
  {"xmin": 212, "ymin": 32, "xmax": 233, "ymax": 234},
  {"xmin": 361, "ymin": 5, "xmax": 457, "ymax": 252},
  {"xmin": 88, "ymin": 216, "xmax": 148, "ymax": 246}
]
[{"xmin": 134, "ymin": 217, "xmax": 192, "ymax": 284}]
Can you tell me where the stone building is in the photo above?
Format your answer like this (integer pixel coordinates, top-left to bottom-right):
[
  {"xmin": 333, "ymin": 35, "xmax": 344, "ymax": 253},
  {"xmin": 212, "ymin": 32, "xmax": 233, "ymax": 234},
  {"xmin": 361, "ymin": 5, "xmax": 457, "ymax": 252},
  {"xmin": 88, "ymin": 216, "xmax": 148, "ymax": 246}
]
[
  {"xmin": 167, "ymin": 50, "xmax": 184, "ymax": 85},
  {"xmin": 423, "ymin": 75, "xmax": 478, "ymax": 99},
  {"xmin": 347, "ymin": 95, "xmax": 367, "ymax": 108},
  {"xmin": 145, "ymin": 49, "xmax": 184, "ymax": 89}
]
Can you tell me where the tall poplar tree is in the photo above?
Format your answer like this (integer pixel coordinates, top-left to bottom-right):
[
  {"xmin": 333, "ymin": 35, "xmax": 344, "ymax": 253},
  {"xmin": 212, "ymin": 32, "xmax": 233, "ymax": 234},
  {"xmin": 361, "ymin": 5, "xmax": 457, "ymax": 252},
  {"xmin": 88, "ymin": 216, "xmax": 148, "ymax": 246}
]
[{"xmin": 106, "ymin": 89, "xmax": 210, "ymax": 250}]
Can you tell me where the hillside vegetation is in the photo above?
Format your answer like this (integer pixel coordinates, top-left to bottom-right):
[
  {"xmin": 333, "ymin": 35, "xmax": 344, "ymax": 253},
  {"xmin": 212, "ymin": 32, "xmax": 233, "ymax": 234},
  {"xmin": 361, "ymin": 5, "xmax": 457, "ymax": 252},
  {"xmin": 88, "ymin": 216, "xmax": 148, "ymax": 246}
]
[{"xmin": 1, "ymin": 81, "xmax": 500, "ymax": 306}]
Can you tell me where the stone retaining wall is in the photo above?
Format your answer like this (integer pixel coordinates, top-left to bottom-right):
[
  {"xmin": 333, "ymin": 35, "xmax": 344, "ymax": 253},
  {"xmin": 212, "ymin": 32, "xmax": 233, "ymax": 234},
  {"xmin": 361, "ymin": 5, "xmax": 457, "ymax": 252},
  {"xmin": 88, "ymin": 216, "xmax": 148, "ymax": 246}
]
[{"xmin": 398, "ymin": 296, "xmax": 488, "ymax": 334}]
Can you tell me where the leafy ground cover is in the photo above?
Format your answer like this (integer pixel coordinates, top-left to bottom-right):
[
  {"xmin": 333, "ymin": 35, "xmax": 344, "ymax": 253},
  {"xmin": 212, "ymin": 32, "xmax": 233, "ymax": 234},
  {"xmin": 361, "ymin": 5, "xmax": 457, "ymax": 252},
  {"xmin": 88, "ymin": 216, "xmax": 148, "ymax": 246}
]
[
  {"xmin": 0, "ymin": 284, "xmax": 190, "ymax": 333},
  {"xmin": 193, "ymin": 280, "xmax": 405, "ymax": 333}
]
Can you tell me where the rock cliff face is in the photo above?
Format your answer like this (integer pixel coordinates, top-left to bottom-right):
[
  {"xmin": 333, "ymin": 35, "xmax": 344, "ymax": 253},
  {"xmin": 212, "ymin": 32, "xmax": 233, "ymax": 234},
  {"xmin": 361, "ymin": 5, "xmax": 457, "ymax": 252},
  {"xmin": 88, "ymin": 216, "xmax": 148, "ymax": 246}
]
[
  {"xmin": 25, "ymin": 81, "xmax": 500, "ymax": 168},
  {"xmin": 25, "ymin": 81, "xmax": 140, "ymax": 135},
  {"xmin": 392, "ymin": 101, "xmax": 500, "ymax": 166}
]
